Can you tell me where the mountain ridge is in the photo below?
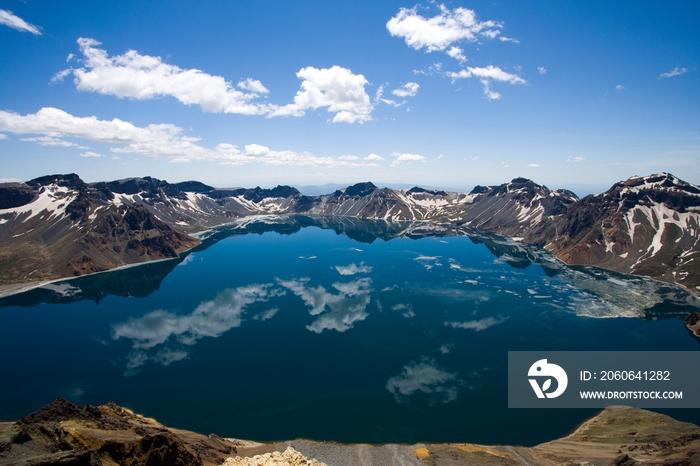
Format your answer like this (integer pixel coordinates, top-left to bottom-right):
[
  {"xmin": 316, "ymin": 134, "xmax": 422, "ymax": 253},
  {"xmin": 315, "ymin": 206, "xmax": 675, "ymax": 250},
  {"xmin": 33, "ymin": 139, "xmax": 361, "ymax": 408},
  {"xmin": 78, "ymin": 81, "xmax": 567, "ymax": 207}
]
[{"xmin": 1, "ymin": 172, "xmax": 699, "ymax": 297}]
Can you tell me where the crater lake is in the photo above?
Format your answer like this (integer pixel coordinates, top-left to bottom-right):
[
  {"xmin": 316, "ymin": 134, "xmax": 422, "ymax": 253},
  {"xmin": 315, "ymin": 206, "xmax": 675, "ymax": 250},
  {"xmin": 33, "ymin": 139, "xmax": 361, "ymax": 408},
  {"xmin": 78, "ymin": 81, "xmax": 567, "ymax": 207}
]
[{"xmin": 1, "ymin": 216, "xmax": 698, "ymax": 446}]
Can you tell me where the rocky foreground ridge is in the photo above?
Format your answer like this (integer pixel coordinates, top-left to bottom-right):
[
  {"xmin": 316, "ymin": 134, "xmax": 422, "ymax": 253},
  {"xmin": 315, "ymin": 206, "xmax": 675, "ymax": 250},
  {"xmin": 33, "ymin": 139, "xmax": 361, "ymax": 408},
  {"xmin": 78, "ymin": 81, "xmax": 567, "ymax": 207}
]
[
  {"xmin": 1, "ymin": 172, "xmax": 699, "ymax": 296},
  {"xmin": 1, "ymin": 399, "xmax": 700, "ymax": 466}
]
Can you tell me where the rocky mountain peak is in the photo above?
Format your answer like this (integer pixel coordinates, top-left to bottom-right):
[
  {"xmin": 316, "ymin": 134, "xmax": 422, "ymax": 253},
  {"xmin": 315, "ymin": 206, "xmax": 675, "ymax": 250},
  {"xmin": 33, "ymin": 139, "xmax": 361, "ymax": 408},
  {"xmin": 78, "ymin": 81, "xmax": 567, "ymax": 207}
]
[
  {"xmin": 615, "ymin": 172, "xmax": 699, "ymax": 196},
  {"xmin": 343, "ymin": 182, "xmax": 378, "ymax": 197},
  {"xmin": 599, "ymin": 172, "xmax": 700, "ymax": 213},
  {"xmin": 407, "ymin": 186, "xmax": 448, "ymax": 196},
  {"xmin": 26, "ymin": 173, "xmax": 85, "ymax": 190},
  {"xmin": 171, "ymin": 180, "xmax": 216, "ymax": 193},
  {"xmin": 240, "ymin": 185, "xmax": 301, "ymax": 202}
]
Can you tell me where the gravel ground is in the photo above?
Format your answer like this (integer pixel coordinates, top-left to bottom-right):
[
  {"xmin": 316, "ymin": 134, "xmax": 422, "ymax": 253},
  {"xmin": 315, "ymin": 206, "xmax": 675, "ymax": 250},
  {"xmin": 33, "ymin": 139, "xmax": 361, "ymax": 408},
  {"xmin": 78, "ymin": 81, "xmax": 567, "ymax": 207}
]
[{"xmin": 282, "ymin": 440, "xmax": 425, "ymax": 466}]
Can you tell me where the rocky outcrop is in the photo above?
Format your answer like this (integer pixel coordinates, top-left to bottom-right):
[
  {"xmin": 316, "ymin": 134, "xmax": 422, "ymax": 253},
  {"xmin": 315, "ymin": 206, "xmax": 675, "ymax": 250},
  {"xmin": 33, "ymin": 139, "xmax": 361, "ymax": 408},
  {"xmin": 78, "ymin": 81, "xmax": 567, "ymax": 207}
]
[
  {"xmin": 2, "ymin": 401, "xmax": 700, "ymax": 466},
  {"xmin": 0, "ymin": 399, "xmax": 238, "ymax": 466},
  {"xmin": 221, "ymin": 447, "xmax": 326, "ymax": 466},
  {"xmin": 685, "ymin": 312, "xmax": 700, "ymax": 337}
]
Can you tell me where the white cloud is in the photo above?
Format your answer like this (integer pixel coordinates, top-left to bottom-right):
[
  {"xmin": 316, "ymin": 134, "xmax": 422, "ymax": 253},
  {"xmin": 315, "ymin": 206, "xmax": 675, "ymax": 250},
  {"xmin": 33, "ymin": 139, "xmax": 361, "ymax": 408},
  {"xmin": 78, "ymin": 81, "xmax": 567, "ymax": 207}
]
[
  {"xmin": 237, "ymin": 78, "xmax": 270, "ymax": 94},
  {"xmin": 413, "ymin": 62, "xmax": 443, "ymax": 76},
  {"xmin": 387, "ymin": 4, "xmax": 503, "ymax": 54},
  {"xmin": 0, "ymin": 9, "xmax": 41, "ymax": 35},
  {"xmin": 480, "ymin": 79, "xmax": 501, "ymax": 100},
  {"xmin": 447, "ymin": 66, "xmax": 524, "ymax": 99},
  {"xmin": 224, "ymin": 143, "xmax": 378, "ymax": 167},
  {"xmin": 268, "ymin": 65, "xmax": 373, "ymax": 123},
  {"xmin": 471, "ymin": 156, "xmax": 479, "ymax": 161},
  {"xmin": 528, "ymin": 163, "xmax": 540, "ymax": 168},
  {"xmin": 277, "ymin": 277, "xmax": 372, "ymax": 333},
  {"xmin": 444, "ymin": 316, "xmax": 507, "ymax": 331},
  {"xmin": 386, "ymin": 358, "xmax": 460, "ymax": 404},
  {"xmin": 67, "ymin": 38, "xmax": 273, "ymax": 115},
  {"xmin": 567, "ymin": 156, "xmax": 585, "ymax": 163},
  {"xmin": 112, "ymin": 156, "xmax": 121, "ymax": 160},
  {"xmin": 80, "ymin": 151, "xmax": 104, "ymax": 158},
  {"xmin": 391, "ymin": 151, "xmax": 426, "ymax": 166},
  {"xmin": 658, "ymin": 66, "xmax": 688, "ymax": 79},
  {"xmin": 499, "ymin": 36, "xmax": 519, "ymax": 43},
  {"xmin": 20, "ymin": 135, "xmax": 88, "ymax": 149},
  {"xmin": 338, "ymin": 155, "xmax": 359, "ymax": 161},
  {"xmin": 391, "ymin": 82, "xmax": 420, "ymax": 97},
  {"xmin": 537, "ymin": 66, "xmax": 547, "ymax": 74},
  {"xmin": 447, "ymin": 66, "xmax": 525, "ymax": 84},
  {"xmin": 0, "ymin": 177, "xmax": 20, "ymax": 183},
  {"xmin": 335, "ymin": 262, "xmax": 373, "ymax": 275},
  {"xmin": 374, "ymin": 84, "xmax": 385, "ymax": 102},
  {"xmin": 446, "ymin": 46, "xmax": 466, "ymax": 63},
  {"xmin": 0, "ymin": 134, "xmax": 8, "ymax": 140},
  {"xmin": 365, "ymin": 153, "xmax": 383, "ymax": 161},
  {"xmin": 615, "ymin": 84, "xmax": 624, "ymax": 90},
  {"xmin": 50, "ymin": 68, "xmax": 73, "ymax": 84},
  {"xmin": 0, "ymin": 107, "xmax": 379, "ymax": 167},
  {"xmin": 380, "ymin": 98, "xmax": 405, "ymax": 107}
]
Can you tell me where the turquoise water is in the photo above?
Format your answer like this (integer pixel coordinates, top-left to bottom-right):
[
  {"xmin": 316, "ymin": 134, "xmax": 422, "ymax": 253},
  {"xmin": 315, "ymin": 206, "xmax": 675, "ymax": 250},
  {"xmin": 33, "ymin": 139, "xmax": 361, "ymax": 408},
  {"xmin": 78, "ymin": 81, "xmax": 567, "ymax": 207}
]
[{"xmin": 0, "ymin": 216, "xmax": 698, "ymax": 445}]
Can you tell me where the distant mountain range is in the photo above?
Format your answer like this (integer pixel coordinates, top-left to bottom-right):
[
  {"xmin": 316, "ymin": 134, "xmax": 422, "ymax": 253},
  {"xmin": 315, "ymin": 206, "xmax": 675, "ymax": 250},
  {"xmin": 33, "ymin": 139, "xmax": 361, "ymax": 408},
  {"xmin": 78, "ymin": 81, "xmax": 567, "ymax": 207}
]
[{"xmin": 1, "ymin": 172, "xmax": 698, "ymax": 296}]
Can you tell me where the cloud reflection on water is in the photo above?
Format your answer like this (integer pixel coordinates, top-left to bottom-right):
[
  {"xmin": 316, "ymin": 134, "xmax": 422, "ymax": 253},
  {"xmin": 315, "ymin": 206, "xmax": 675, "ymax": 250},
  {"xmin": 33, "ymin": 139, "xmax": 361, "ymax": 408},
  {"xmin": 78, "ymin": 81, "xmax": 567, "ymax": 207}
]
[
  {"xmin": 444, "ymin": 316, "xmax": 508, "ymax": 331},
  {"xmin": 113, "ymin": 283, "xmax": 284, "ymax": 373},
  {"xmin": 334, "ymin": 262, "xmax": 373, "ymax": 275},
  {"xmin": 386, "ymin": 358, "xmax": 461, "ymax": 405},
  {"xmin": 277, "ymin": 277, "xmax": 372, "ymax": 333}
]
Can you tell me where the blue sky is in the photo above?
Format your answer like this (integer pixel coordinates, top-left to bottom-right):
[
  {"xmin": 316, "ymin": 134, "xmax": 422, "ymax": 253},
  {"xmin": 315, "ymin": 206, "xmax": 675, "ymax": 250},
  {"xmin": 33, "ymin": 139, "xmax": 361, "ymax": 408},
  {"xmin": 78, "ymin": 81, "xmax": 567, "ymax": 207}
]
[{"xmin": 0, "ymin": 1, "xmax": 698, "ymax": 194}]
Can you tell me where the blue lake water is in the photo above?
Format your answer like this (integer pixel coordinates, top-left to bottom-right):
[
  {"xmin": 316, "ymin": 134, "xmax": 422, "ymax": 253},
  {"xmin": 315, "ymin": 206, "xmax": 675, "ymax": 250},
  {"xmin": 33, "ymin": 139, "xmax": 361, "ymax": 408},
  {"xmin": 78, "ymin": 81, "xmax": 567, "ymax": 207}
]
[{"xmin": 1, "ymin": 216, "xmax": 698, "ymax": 445}]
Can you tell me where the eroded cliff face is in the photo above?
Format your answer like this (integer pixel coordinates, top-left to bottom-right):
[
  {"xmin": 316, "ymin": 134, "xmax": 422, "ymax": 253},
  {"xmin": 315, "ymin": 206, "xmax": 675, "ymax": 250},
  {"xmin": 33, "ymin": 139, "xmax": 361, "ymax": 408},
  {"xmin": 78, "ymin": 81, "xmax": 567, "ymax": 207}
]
[{"xmin": 1, "ymin": 400, "xmax": 699, "ymax": 466}]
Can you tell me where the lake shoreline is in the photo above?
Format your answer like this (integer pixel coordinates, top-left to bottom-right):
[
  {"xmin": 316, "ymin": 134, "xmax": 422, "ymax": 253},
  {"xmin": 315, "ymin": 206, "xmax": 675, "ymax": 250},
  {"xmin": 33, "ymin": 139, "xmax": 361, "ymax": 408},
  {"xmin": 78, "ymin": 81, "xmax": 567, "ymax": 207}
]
[
  {"xmin": 2, "ymin": 214, "xmax": 698, "ymax": 305},
  {"xmin": 0, "ymin": 256, "xmax": 181, "ymax": 299}
]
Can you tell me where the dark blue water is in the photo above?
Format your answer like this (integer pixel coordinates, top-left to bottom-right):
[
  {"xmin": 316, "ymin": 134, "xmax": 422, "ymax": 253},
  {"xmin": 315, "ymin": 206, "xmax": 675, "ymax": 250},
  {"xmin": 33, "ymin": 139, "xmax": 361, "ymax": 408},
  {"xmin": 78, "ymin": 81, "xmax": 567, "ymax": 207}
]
[{"xmin": 0, "ymin": 216, "xmax": 698, "ymax": 445}]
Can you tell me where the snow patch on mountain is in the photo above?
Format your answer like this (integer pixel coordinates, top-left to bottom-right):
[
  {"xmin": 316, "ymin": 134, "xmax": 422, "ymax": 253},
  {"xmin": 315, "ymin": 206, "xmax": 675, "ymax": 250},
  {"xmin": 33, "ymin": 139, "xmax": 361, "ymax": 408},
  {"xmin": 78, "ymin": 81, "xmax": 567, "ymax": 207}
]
[{"xmin": 0, "ymin": 184, "xmax": 77, "ymax": 222}]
